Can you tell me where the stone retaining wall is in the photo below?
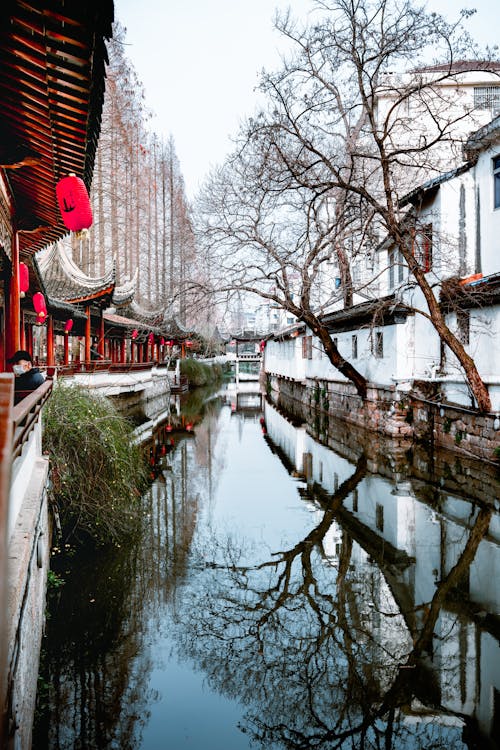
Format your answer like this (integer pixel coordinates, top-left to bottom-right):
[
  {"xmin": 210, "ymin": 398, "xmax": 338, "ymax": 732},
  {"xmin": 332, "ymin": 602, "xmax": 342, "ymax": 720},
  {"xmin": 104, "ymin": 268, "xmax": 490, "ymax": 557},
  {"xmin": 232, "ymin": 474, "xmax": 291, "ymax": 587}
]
[
  {"xmin": 267, "ymin": 373, "xmax": 500, "ymax": 465},
  {"xmin": 269, "ymin": 383, "xmax": 499, "ymax": 507}
]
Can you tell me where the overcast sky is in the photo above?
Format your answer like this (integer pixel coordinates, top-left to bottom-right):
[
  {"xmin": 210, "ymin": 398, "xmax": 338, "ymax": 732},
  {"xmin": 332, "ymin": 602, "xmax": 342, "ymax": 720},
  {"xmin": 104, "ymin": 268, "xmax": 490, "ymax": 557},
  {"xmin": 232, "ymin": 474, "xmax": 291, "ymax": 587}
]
[{"xmin": 115, "ymin": 0, "xmax": 499, "ymax": 198}]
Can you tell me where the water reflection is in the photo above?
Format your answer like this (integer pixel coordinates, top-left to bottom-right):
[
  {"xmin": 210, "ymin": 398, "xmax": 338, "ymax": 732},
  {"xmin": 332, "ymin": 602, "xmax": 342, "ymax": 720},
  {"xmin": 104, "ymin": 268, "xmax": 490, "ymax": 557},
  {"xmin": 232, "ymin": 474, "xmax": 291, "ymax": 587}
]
[{"xmin": 33, "ymin": 387, "xmax": 500, "ymax": 749}]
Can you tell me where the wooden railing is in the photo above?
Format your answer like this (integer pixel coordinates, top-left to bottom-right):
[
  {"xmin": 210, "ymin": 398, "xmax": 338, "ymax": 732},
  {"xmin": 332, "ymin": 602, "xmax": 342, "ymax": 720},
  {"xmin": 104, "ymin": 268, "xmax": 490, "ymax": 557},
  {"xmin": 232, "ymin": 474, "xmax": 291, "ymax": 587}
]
[
  {"xmin": 45, "ymin": 360, "xmax": 169, "ymax": 377},
  {"xmin": 11, "ymin": 380, "xmax": 53, "ymax": 463},
  {"xmin": 0, "ymin": 375, "xmax": 14, "ymax": 747}
]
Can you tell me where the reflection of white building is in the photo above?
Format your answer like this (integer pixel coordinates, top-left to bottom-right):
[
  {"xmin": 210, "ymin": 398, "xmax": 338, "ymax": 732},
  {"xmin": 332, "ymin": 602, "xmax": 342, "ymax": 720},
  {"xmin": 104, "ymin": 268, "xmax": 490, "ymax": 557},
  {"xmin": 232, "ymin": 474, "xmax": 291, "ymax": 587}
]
[{"xmin": 263, "ymin": 398, "xmax": 500, "ymax": 743}]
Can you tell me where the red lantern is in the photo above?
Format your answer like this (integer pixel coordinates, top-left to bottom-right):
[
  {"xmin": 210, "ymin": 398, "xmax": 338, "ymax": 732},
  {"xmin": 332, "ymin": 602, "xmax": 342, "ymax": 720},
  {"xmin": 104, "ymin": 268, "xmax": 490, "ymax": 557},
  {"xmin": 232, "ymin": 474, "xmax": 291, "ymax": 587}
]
[
  {"xmin": 131, "ymin": 329, "xmax": 138, "ymax": 340},
  {"xmin": 160, "ymin": 337, "xmax": 165, "ymax": 346},
  {"xmin": 167, "ymin": 340, "xmax": 173, "ymax": 347},
  {"xmin": 186, "ymin": 340, "xmax": 193, "ymax": 348},
  {"xmin": 56, "ymin": 174, "xmax": 93, "ymax": 232},
  {"xmin": 33, "ymin": 292, "xmax": 47, "ymax": 318},
  {"xmin": 148, "ymin": 333, "xmax": 154, "ymax": 344},
  {"xmin": 64, "ymin": 319, "xmax": 74, "ymax": 333},
  {"xmin": 19, "ymin": 262, "xmax": 29, "ymax": 296}
]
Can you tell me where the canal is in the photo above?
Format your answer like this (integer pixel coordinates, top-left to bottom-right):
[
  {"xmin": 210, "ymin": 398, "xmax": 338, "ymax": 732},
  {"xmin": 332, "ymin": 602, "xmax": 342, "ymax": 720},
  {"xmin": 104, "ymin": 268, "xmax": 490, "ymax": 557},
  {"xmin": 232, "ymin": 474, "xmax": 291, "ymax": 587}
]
[{"xmin": 32, "ymin": 384, "xmax": 500, "ymax": 749}]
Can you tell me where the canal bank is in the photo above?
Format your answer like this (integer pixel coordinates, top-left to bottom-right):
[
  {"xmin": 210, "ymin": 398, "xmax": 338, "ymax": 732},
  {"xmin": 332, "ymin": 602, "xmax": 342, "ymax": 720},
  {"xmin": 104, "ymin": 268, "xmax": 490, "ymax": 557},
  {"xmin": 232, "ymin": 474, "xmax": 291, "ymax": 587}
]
[
  {"xmin": 4, "ymin": 365, "xmax": 173, "ymax": 749},
  {"xmin": 267, "ymin": 373, "xmax": 500, "ymax": 464},
  {"xmin": 32, "ymin": 382, "xmax": 500, "ymax": 749}
]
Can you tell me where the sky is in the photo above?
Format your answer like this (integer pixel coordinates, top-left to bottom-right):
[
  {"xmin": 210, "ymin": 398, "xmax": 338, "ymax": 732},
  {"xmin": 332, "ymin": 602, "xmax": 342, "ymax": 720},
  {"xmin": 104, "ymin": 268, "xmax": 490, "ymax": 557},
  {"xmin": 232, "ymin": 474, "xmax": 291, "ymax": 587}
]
[{"xmin": 115, "ymin": 0, "xmax": 499, "ymax": 199}]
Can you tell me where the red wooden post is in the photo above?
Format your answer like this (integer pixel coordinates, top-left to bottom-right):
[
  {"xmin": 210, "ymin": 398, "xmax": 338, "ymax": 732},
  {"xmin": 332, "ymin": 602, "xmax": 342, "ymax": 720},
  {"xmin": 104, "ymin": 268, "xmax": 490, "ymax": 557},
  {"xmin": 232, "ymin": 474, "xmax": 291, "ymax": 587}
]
[
  {"xmin": 98, "ymin": 311, "xmax": 105, "ymax": 359},
  {"xmin": 26, "ymin": 320, "xmax": 33, "ymax": 357},
  {"xmin": 64, "ymin": 332, "xmax": 70, "ymax": 365},
  {"xmin": 120, "ymin": 339, "xmax": 126, "ymax": 364},
  {"xmin": 46, "ymin": 316, "xmax": 55, "ymax": 366},
  {"xmin": 181, "ymin": 342, "xmax": 186, "ymax": 359},
  {"xmin": 6, "ymin": 232, "xmax": 21, "ymax": 360},
  {"xmin": 20, "ymin": 310, "xmax": 26, "ymax": 350},
  {"xmin": 85, "ymin": 306, "xmax": 91, "ymax": 364}
]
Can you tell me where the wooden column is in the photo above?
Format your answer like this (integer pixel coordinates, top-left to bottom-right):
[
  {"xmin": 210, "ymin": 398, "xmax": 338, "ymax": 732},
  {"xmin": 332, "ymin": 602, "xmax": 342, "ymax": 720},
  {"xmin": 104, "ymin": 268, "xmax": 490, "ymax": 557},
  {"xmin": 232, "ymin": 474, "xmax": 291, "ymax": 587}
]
[
  {"xmin": 85, "ymin": 306, "xmax": 91, "ymax": 363},
  {"xmin": 98, "ymin": 311, "xmax": 105, "ymax": 359},
  {"xmin": 46, "ymin": 316, "xmax": 55, "ymax": 366},
  {"xmin": 63, "ymin": 333, "xmax": 70, "ymax": 365},
  {"xmin": 120, "ymin": 339, "xmax": 126, "ymax": 364},
  {"xmin": 20, "ymin": 310, "xmax": 26, "ymax": 350},
  {"xmin": 25, "ymin": 320, "xmax": 33, "ymax": 357},
  {"xmin": 181, "ymin": 342, "xmax": 186, "ymax": 359},
  {"xmin": 6, "ymin": 232, "xmax": 21, "ymax": 359}
]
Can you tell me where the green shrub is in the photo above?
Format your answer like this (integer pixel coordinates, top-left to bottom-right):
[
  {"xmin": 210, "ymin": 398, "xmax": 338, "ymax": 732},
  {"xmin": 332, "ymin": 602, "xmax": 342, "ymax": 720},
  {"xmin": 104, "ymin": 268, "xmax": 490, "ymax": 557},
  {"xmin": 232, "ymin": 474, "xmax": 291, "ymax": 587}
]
[
  {"xmin": 43, "ymin": 383, "xmax": 148, "ymax": 545},
  {"xmin": 180, "ymin": 358, "xmax": 225, "ymax": 387}
]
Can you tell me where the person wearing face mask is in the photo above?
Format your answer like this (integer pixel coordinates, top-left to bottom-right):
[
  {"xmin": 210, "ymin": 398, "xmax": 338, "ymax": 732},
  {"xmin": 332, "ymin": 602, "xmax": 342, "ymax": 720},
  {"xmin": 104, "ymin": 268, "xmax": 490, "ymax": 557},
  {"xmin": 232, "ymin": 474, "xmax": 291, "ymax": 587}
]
[{"xmin": 7, "ymin": 350, "xmax": 45, "ymax": 396}]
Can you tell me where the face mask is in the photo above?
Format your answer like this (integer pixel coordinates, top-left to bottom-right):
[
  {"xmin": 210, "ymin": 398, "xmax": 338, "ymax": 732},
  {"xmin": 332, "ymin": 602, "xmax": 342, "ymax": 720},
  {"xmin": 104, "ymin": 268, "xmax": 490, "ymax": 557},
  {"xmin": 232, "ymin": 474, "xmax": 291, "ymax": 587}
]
[{"xmin": 13, "ymin": 364, "xmax": 26, "ymax": 376}]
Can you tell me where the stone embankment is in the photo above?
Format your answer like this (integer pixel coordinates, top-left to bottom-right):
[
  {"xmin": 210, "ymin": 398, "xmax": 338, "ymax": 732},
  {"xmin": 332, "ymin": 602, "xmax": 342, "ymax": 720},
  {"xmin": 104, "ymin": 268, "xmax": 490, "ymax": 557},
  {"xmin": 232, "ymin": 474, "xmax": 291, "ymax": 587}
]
[{"xmin": 267, "ymin": 373, "xmax": 500, "ymax": 468}]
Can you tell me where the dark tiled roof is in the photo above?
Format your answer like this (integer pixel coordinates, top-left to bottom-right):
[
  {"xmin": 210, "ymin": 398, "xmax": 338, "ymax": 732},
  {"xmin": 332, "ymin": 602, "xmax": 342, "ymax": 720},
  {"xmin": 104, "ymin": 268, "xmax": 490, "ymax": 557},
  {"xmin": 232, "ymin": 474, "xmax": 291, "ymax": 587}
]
[
  {"xmin": 464, "ymin": 114, "xmax": 500, "ymax": 156},
  {"xmin": 413, "ymin": 60, "xmax": 500, "ymax": 74},
  {"xmin": 0, "ymin": 0, "xmax": 113, "ymax": 256},
  {"xmin": 112, "ymin": 269, "xmax": 137, "ymax": 308},
  {"xmin": 35, "ymin": 241, "xmax": 115, "ymax": 305},
  {"xmin": 399, "ymin": 163, "xmax": 472, "ymax": 207},
  {"xmin": 321, "ymin": 296, "xmax": 411, "ymax": 333}
]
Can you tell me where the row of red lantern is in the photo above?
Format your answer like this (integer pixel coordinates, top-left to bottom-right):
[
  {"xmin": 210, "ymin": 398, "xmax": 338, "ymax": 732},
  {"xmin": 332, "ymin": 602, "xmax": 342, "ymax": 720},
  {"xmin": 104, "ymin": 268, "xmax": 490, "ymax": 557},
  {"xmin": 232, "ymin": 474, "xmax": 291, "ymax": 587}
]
[{"xmin": 130, "ymin": 332, "xmax": 193, "ymax": 347}]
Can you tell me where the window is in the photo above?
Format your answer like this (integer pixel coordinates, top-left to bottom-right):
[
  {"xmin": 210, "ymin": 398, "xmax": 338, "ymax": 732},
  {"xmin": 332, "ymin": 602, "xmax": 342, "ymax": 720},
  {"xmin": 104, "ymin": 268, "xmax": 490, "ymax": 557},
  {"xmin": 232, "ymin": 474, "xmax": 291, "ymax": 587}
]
[
  {"xmin": 302, "ymin": 452, "xmax": 313, "ymax": 479},
  {"xmin": 389, "ymin": 248, "xmax": 405, "ymax": 288},
  {"xmin": 457, "ymin": 309, "xmax": 470, "ymax": 345},
  {"xmin": 494, "ymin": 155, "xmax": 500, "ymax": 209},
  {"xmin": 376, "ymin": 503, "xmax": 384, "ymax": 532},
  {"xmin": 352, "ymin": 335, "xmax": 358, "ymax": 359},
  {"xmin": 413, "ymin": 224, "xmax": 432, "ymax": 273},
  {"xmin": 302, "ymin": 335, "xmax": 312, "ymax": 360},
  {"xmin": 333, "ymin": 337, "xmax": 338, "ymax": 349},
  {"xmin": 372, "ymin": 331, "xmax": 383, "ymax": 358},
  {"xmin": 474, "ymin": 86, "xmax": 500, "ymax": 112}
]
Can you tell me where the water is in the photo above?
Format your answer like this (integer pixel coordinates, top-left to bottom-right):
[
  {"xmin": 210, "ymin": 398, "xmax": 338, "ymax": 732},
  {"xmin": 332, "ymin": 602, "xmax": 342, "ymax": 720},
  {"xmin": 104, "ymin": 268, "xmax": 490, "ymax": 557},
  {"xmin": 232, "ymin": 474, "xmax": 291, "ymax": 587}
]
[{"xmin": 33, "ymin": 386, "xmax": 500, "ymax": 749}]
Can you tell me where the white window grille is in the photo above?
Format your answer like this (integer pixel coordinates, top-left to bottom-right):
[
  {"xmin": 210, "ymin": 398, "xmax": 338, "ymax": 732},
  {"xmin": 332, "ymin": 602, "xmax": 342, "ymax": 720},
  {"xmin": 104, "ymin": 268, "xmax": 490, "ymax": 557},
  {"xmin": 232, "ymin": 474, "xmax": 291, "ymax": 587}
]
[{"xmin": 474, "ymin": 86, "xmax": 500, "ymax": 111}]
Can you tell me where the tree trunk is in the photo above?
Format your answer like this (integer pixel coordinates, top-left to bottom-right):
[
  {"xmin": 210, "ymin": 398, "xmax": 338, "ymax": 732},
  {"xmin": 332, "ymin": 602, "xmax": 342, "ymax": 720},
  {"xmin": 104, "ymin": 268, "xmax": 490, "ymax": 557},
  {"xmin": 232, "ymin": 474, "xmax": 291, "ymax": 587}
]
[
  {"xmin": 404, "ymin": 253, "xmax": 491, "ymax": 412},
  {"xmin": 304, "ymin": 313, "xmax": 368, "ymax": 399}
]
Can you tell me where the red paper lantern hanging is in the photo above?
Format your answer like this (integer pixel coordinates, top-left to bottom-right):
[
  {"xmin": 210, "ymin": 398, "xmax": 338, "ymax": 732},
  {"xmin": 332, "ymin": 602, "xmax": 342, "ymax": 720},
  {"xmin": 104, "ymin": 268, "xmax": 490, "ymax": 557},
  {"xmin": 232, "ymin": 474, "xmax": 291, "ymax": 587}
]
[
  {"xmin": 64, "ymin": 319, "xmax": 74, "ymax": 333},
  {"xmin": 131, "ymin": 329, "xmax": 138, "ymax": 340},
  {"xmin": 166, "ymin": 340, "xmax": 173, "ymax": 347},
  {"xmin": 148, "ymin": 332, "xmax": 155, "ymax": 344},
  {"xmin": 33, "ymin": 292, "xmax": 47, "ymax": 323},
  {"xmin": 185, "ymin": 340, "xmax": 193, "ymax": 348},
  {"xmin": 19, "ymin": 262, "xmax": 29, "ymax": 296},
  {"xmin": 56, "ymin": 174, "xmax": 93, "ymax": 232},
  {"xmin": 160, "ymin": 337, "xmax": 165, "ymax": 346}
]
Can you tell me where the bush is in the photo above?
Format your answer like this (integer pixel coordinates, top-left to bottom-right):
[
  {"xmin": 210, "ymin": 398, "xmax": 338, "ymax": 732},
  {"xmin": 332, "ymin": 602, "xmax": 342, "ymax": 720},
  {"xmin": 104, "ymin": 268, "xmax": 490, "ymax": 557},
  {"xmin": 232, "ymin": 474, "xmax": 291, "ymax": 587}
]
[
  {"xmin": 180, "ymin": 358, "xmax": 225, "ymax": 387},
  {"xmin": 43, "ymin": 383, "xmax": 148, "ymax": 545}
]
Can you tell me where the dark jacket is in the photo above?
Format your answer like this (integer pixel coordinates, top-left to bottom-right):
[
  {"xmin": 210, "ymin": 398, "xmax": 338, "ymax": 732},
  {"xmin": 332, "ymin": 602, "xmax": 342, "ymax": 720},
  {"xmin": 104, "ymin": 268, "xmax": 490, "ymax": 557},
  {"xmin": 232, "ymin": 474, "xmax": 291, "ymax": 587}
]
[{"xmin": 15, "ymin": 367, "xmax": 45, "ymax": 392}]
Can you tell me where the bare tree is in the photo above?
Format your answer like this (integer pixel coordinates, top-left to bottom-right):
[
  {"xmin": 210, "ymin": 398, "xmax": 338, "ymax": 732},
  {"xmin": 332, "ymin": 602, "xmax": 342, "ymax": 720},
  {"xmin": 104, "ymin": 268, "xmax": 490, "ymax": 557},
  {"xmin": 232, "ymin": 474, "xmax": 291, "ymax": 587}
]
[{"xmin": 196, "ymin": 0, "xmax": 499, "ymax": 410}]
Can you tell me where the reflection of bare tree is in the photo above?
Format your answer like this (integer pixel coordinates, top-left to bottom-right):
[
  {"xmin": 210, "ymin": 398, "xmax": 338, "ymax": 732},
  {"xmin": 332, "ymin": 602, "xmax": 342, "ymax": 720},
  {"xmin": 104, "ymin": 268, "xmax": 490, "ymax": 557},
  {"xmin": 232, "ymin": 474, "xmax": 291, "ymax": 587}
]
[{"xmin": 175, "ymin": 463, "xmax": 492, "ymax": 749}]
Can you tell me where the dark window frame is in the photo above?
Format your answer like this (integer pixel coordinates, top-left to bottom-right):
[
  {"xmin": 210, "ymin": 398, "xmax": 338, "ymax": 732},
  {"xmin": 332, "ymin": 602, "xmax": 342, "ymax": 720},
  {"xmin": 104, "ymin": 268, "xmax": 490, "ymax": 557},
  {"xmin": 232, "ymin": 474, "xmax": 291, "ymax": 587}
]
[{"xmin": 494, "ymin": 155, "xmax": 500, "ymax": 210}]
